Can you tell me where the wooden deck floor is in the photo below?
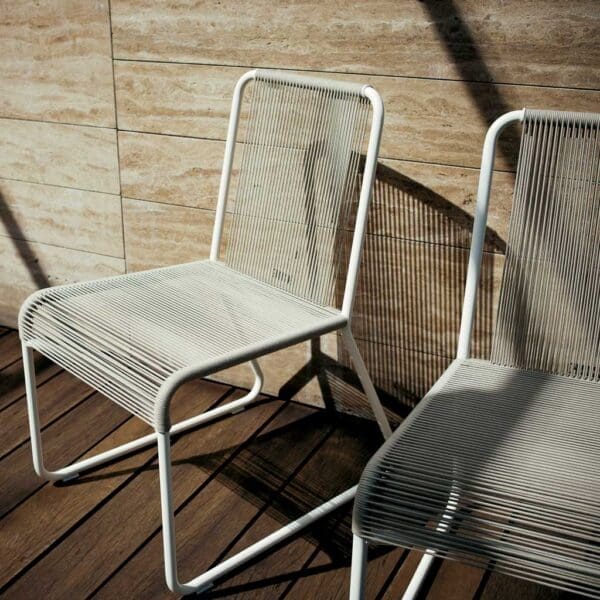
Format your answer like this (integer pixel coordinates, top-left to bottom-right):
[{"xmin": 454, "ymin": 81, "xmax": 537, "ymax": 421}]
[{"xmin": 0, "ymin": 328, "xmax": 581, "ymax": 599}]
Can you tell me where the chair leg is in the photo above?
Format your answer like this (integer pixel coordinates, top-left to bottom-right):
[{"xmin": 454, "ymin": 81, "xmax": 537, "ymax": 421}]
[
  {"xmin": 400, "ymin": 487, "xmax": 460, "ymax": 600},
  {"xmin": 157, "ymin": 431, "xmax": 193, "ymax": 594},
  {"xmin": 22, "ymin": 341, "xmax": 264, "ymax": 482},
  {"xmin": 340, "ymin": 328, "xmax": 392, "ymax": 439},
  {"xmin": 349, "ymin": 534, "xmax": 368, "ymax": 600},
  {"xmin": 22, "ymin": 342, "xmax": 60, "ymax": 480},
  {"xmin": 157, "ymin": 424, "xmax": 359, "ymax": 593},
  {"xmin": 401, "ymin": 552, "xmax": 435, "ymax": 600}
]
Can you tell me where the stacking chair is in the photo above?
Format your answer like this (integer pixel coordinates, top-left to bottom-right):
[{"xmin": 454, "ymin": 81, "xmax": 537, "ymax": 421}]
[
  {"xmin": 19, "ymin": 69, "xmax": 392, "ymax": 594},
  {"xmin": 350, "ymin": 109, "xmax": 600, "ymax": 599}
]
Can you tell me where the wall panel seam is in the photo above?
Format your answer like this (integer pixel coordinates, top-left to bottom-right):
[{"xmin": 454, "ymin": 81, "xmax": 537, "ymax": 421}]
[
  {"xmin": 0, "ymin": 176, "xmax": 122, "ymax": 198},
  {"xmin": 0, "ymin": 115, "xmax": 117, "ymax": 131},
  {"xmin": 111, "ymin": 57, "xmax": 600, "ymax": 93},
  {"xmin": 0, "ymin": 232, "xmax": 126, "ymax": 261},
  {"xmin": 107, "ymin": 0, "xmax": 126, "ymax": 266},
  {"xmin": 115, "ymin": 128, "xmax": 518, "ymax": 174}
]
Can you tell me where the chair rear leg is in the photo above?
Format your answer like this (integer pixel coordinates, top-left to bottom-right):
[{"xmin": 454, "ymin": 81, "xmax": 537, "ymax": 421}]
[
  {"xmin": 340, "ymin": 328, "xmax": 392, "ymax": 439},
  {"xmin": 22, "ymin": 342, "xmax": 264, "ymax": 482},
  {"xmin": 349, "ymin": 534, "xmax": 368, "ymax": 600}
]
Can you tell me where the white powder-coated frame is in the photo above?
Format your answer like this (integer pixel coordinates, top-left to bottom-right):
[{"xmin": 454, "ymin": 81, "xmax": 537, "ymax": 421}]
[{"xmin": 21, "ymin": 69, "xmax": 392, "ymax": 594}]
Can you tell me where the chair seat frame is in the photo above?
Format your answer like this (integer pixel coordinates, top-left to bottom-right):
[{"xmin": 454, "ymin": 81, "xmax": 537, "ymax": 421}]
[{"xmin": 21, "ymin": 69, "xmax": 392, "ymax": 595}]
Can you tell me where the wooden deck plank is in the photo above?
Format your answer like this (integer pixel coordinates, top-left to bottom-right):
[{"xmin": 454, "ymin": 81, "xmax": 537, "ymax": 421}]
[
  {"xmin": 278, "ymin": 525, "xmax": 405, "ymax": 600},
  {"xmin": 0, "ymin": 354, "xmax": 587, "ymax": 599},
  {"xmin": 5, "ymin": 392, "xmax": 282, "ymax": 599},
  {"xmin": 265, "ymin": 417, "xmax": 400, "ymax": 598},
  {"xmin": 0, "ymin": 353, "xmax": 61, "ymax": 411},
  {"xmin": 0, "ymin": 331, "xmax": 23, "ymax": 370},
  {"xmin": 0, "ymin": 391, "xmax": 129, "ymax": 519},
  {"xmin": 0, "ymin": 378, "xmax": 228, "ymax": 588},
  {"xmin": 209, "ymin": 416, "xmax": 391, "ymax": 599},
  {"xmin": 0, "ymin": 369, "xmax": 97, "ymax": 460},
  {"xmin": 478, "ymin": 572, "xmax": 565, "ymax": 600},
  {"xmin": 426, "ymin": 561, "xmax": 486, "ymax": 599},
  {"xmin": 91, "ymin": 402, "xmax": 331, "ymax": 598},
  {"xmin": 93, "ymin": 412, "xmax": 390, "ymax": 599},
  {"xmin": 379, "ymin": 550, "xmax": 428, "ymax": 598},
  {"xmin": 189, "ymin": 409, "xmax": 354, "ymax": 599}
]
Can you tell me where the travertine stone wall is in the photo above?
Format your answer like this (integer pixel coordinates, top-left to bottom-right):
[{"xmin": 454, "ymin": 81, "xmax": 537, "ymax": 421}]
[{"xmin": 1, "ymin": 0, "xmax": 598, "ymax": 417}]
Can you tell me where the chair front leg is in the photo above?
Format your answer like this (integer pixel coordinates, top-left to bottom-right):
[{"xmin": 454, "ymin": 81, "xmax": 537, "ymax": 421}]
[
  {"xmin": 349, "ymin": 533, "xmax": 368, "ymax": 600},
  {"xmin": 22, "ymin": 342, "xmax": 68, "ymax": 481},
  {"xmin": 156, "ymin": 430, "xmax": 200, "ymax": 595}
]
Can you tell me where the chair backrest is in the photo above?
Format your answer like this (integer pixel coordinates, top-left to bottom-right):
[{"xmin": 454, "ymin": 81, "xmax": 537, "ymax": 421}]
[
  {"xmin": 490, "ymin": 110, "xmax": 600, "ymax": 380},
  {"xmin": 219, "ymin": 70, "xmax": 374, "ymax": 308}
]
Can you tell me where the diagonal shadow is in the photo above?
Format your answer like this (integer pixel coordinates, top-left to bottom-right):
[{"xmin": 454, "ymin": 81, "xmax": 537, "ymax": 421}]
[
  {"xmin": 0, "ymin": 190, "xmax": 48, "ymax": 289},
  {"xmin": 420, "ymin": 0, "xmax": 519, "ymax": 171},
  {"xmin": 0, "ymin": 190, "xmax": 51, "ymax": 387}
]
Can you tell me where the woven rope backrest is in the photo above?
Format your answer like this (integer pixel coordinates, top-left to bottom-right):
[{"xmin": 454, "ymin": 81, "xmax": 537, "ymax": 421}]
[
  {"xmin": 491, "ymin": 110, "xmax": 600, "ymax": 380},
  {"xmin": 224, "ymin": 71, "xmax": 371, "ymax": 307}
]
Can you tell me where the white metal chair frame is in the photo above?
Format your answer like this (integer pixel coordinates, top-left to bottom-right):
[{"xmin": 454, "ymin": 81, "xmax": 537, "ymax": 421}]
[
  {"xmin": 20, "ymin": 70, "xmax": 392, "ymax": 594},
  {"xmin": 350, "ymin": 109, "xmax": 520, "ymax": 599},
  {"xmin": 349, "ymin": 108, "xmax": 600, "ymax": 599}
]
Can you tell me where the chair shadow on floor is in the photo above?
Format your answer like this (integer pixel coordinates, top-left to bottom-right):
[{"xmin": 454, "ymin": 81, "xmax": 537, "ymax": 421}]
[{"xmin": 177, "ymin": 404, "xmax": 386, "ymax": 596}]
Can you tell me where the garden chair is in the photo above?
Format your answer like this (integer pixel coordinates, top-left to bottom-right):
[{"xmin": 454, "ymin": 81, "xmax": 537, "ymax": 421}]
[
  {"xmin": 350, "ymin": 109, "xmax": 600, "ymax": 599},
  {"xmin": 19, "ymin": 69, "xmax": 392, "ymax": 594}
]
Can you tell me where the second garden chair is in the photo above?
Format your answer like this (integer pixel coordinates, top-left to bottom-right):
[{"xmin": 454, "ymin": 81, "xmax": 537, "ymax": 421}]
[
  {"xmin": 19, "ymin": 69, "xmax": 392, "ymax": 594},
  {"xmin": 350, "ymin": 109, "xmax": 600, "ymax": 599}
]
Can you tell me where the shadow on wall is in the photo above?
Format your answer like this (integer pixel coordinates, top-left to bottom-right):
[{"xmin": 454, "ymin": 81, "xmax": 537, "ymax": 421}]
[
  {"xmin": 0, "ymin": 190, "xmax": 49, "ymax": 289},
  {"xmin": 281, "ymin": 0, "xmax": 520, "ymax": 424},
  {"xmin": 280, "ymin": 161, "xmax": 506, "ymax": 425},
  {"xmin": 421, "ymin": 0, "xmax": 520, "ymax": 171}
]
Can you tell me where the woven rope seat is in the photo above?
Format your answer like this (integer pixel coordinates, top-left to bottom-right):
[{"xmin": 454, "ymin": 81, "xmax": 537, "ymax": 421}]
[
  {"xmin": 354, "ymin": 359, "xmax": 600, "ymax": 595},
  {"xmin": 19, "ymin": 260, "xmax": 345, "ymax": 429}
]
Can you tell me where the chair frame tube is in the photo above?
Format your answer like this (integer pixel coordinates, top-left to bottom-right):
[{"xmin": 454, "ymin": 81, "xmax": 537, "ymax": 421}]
[
  {"xmin": 349, "ymin": 109, "xmax": 525, "ymax": 599},
  {"xmin": 23, "ymin": 70, "xmax": 391, "ymax": 594}
]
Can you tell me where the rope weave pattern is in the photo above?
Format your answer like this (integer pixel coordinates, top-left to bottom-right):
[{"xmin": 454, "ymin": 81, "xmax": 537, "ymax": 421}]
[
  {"xmin": 355, "ymin": 360, "xmax": 600, "ymax": 596},
  {"xmin": 492, "ymin": 109, "xmax": 600, "ymax": 379},
  {"xmin": 225, "ymin": 70, "xmax": 371, "ymax": 307},
  {"xmin": 20, "ymin": 262, "xmax": 342, "ymax": 424},
  {"xmin": 354, "ymin": 109, "xmax": 600, "ymax": 597}
]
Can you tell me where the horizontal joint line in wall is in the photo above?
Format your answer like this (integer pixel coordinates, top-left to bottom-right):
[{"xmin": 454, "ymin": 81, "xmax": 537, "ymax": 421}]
[
  {"xmin": 111, "ymin": 57, "xmax": 600, "ymax": 93},
  {"xmin": 0, "ymin": 114, "xmax": 115, "ymax": 131},
  {"xmin": 0, "ymin": 176, "xmax": 121, "ymax": 198},
  {"xmin": 0, "ymin": 231, "xmax": 126, "ymax": 261},
  {"xmin": 361, "ymin": 231, "xmax": 505, "ymax": 256},
  {"xmin": 121, "ymin": 195, "xmax": 216, "ymax": 213},
  {"xmin": 116, "ymin": 127, "xmax": 517, "ymax": 174}
]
